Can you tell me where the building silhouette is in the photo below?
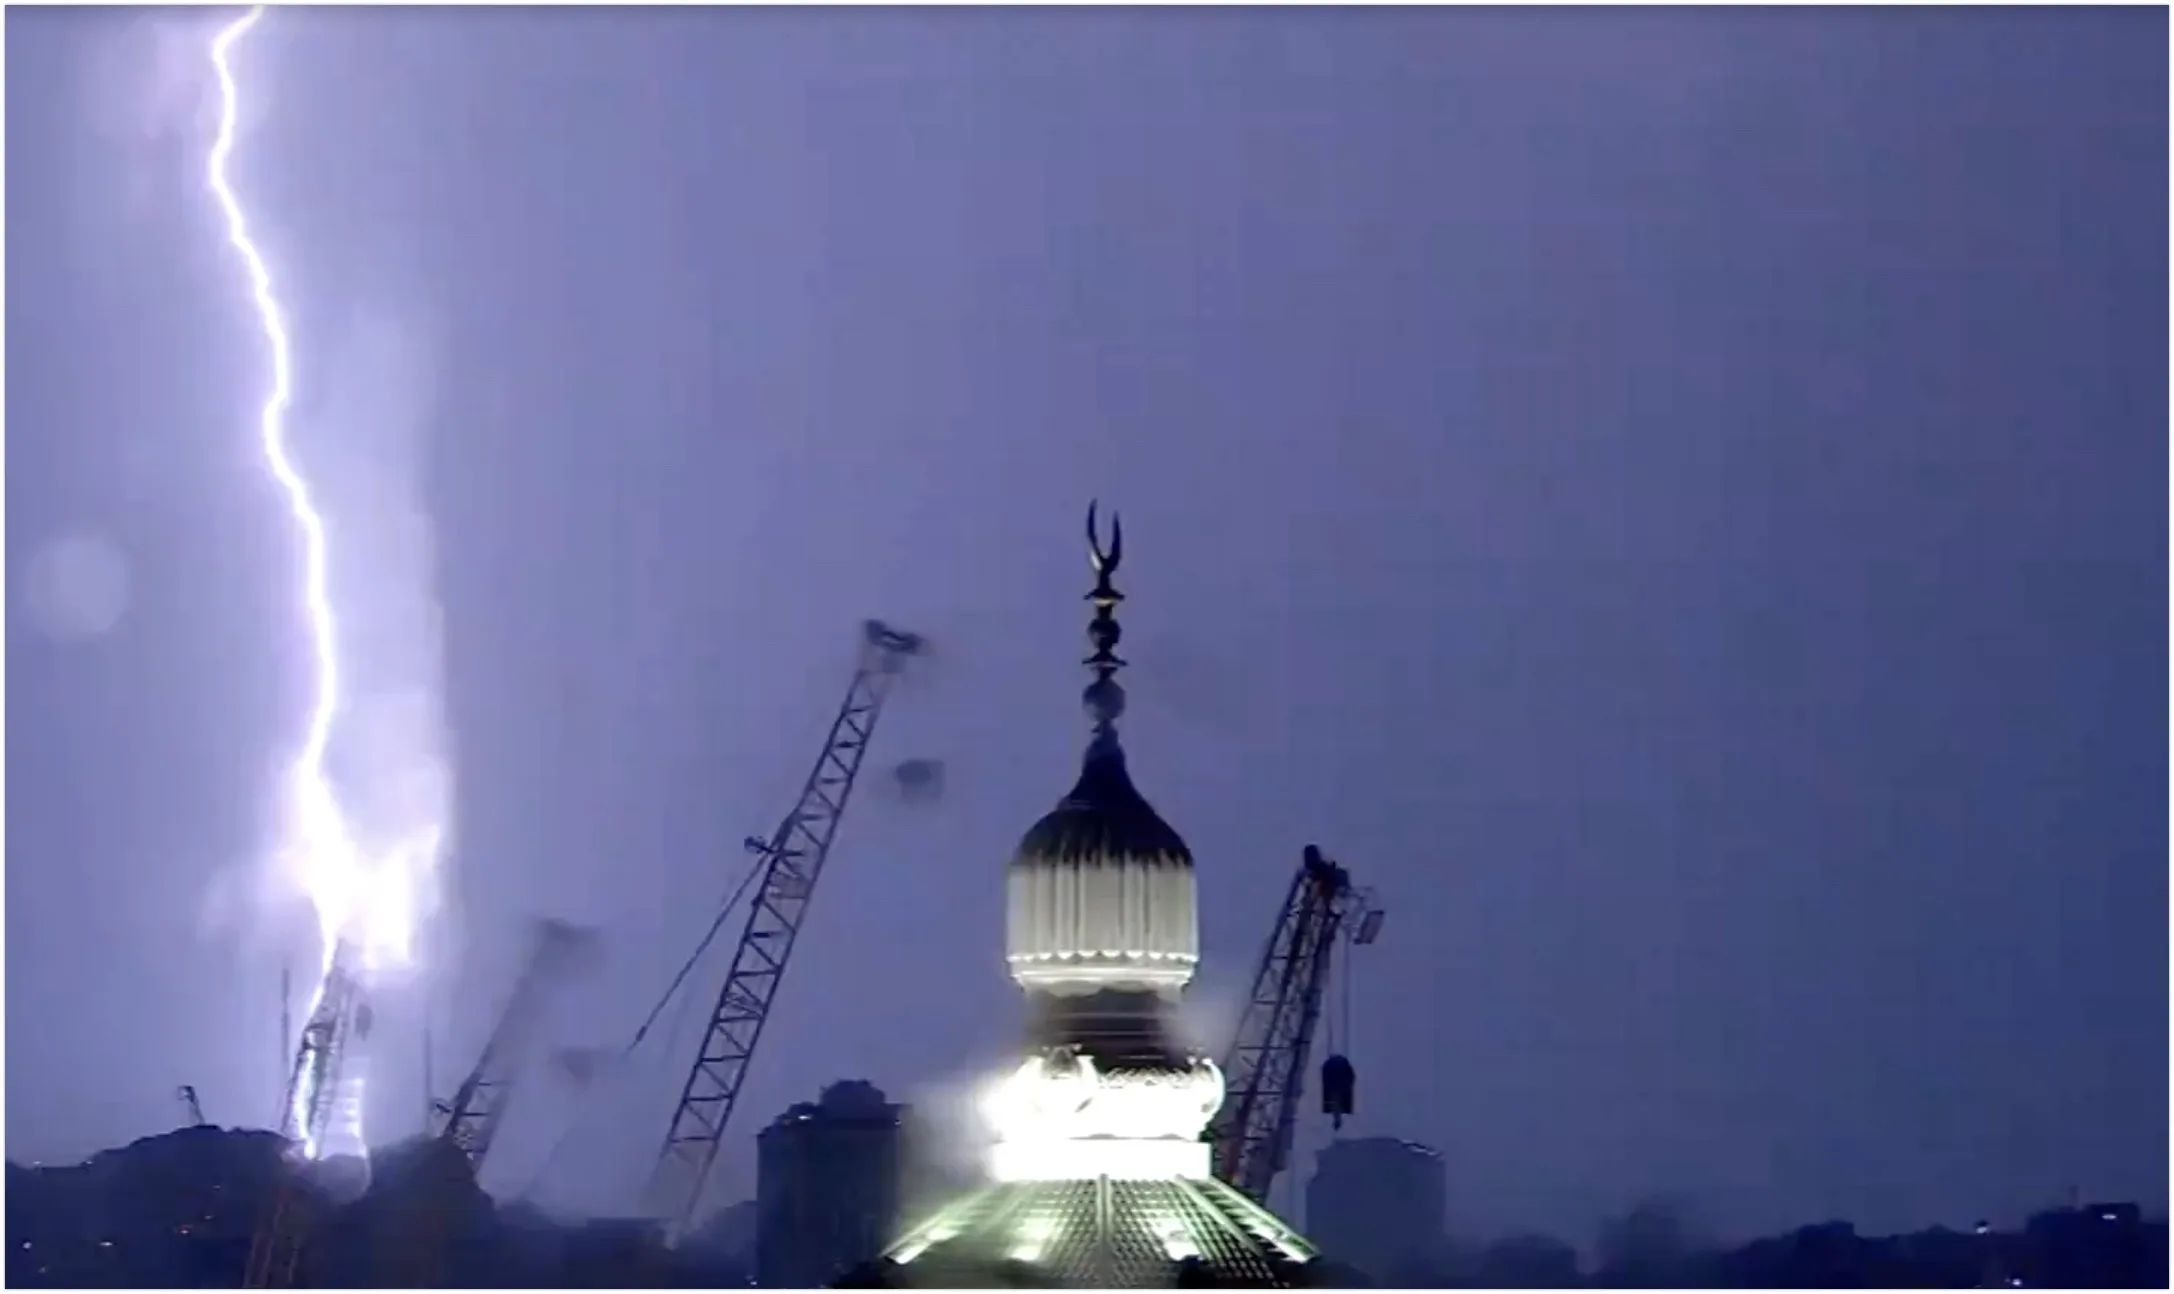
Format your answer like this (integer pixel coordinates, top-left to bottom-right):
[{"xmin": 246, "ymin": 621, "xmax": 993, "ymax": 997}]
[
  {"xmin": 755, "ymin": 1081, "xmax": 905, "ymax": 1288},
  {"xmin": 1304, "ymin": 1137, "xmax": 1446, "ymax": 1281}
]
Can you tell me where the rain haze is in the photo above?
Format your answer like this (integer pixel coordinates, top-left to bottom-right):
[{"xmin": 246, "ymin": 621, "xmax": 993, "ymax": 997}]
[{"xmin": 6, "ymin": 4, "xmax": 2165, "ymax": 1247}]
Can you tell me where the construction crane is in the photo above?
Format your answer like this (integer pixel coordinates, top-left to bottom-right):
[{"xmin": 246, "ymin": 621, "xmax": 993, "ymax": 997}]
[
  {"xmin": 373, "ymin": 918, "xmax": 602, "ymax": 1289},
  {"xmin": 432, "ymin": 917, "xmax": 599, "ymax": 1172},
  {"xmin": 177, "ymin": 1084, "xmax": 208, "ymax": 1128},
  {"xmin": 1210, "ymin": 844, "xmax": 1385, "ymax": 1204},
  {"xmin": 647, "ymin": 618, "xmax": 926, "ymax": 1240},
  {"xmin": 244, "ymin": 942, "xmax": 373, "ymax": 1288}
]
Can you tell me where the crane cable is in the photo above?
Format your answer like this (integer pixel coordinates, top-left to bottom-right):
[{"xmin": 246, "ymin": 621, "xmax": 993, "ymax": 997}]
[
  {"xmin": 1339, "ymin": 915, "xmax": 1355, "ymax": 1060},
  {"xmin": 1325, "ymin": 902, "xmax": 1354, "ymax": 1057},
  {"xmin": 515, "ymin": 853, "xmax": 770, "ymax": 1200},
  {"xmin": 628, "ymin": 855, "xmax": 766, "ymax": 1051}
]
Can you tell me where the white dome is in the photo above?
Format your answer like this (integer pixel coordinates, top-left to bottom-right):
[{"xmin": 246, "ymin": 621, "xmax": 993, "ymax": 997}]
[{"xmin": 1005, "ymin": 744, "xmax": 1199, "ymax": 994}]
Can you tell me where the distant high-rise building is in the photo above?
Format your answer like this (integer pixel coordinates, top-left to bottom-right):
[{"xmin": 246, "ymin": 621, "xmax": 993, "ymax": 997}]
[
  {"xmin": 755, "ymin": 1080, "xmax": 905, "ymax": 1288},
  {"xmin": 1305, "ymin": 1137, "xmax": 1446, "ymax": 1281}
]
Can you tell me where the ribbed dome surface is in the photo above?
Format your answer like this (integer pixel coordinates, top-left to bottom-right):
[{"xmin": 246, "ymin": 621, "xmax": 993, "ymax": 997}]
[
  {"xmin": 1014, "ymin": 746, "xmax": 1192, "ymax": 869},
  {"xmin": 1006, "ymin": 742, "xmax": 1199, "ymax": 993}
]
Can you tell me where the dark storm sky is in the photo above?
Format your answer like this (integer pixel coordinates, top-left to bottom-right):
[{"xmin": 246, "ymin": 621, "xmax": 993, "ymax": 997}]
[{"xmin": 6, "ymin": 5, "xmax": 2166, "ymax": 1243}]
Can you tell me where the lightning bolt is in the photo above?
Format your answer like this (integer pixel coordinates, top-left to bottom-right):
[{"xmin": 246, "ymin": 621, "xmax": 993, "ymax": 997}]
[
  {"xmin": 208, "ymin": 7, "xmax": 350, "ymax": 919},
  {"xmin": 207, "ymin": 4, "xmax": 376, "ymax": 1162}
]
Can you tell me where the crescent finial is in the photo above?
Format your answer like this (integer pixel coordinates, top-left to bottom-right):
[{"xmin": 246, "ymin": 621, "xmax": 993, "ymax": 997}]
[{"xmin": 1087, "ymin": 500, "xmax": 1122, "ymax": 576}]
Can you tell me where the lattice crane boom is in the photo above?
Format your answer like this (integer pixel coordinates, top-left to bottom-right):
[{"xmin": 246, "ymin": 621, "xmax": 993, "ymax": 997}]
[
  {"xmin": 378, "ymin": 918, "xmax": 602, "ymax": 1290},
  {"xmin": 434, "ymin": 917, "xmax": 599, "ymax": 1172},
  {"xmin": 243, "ymin": 940, "xmax": 372, "ymax": 1289},
  {"xmin": 648, "ymin": 619, "xmax": 925, "ymax": 1239},
  {"xmin": 1210, "ymin": 844, "xmax": 1381, "ymax": 1203}
]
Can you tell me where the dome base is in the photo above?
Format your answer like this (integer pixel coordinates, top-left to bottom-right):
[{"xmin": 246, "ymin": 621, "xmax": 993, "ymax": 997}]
[
  {"xmin": 980, "ymin": 1052, "xmax": 1224, "ymax": 1147},
  {"xmin": 1022, "ymin": 987, "xmax": 1189, "ymax": 1069},
  {"xmin": 988, "ymin": 1137, "xmax": 1210, "ymax": 1183}
]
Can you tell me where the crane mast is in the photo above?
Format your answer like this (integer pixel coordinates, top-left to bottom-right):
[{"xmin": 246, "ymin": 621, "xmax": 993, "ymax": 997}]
[
  {"xmin": 244, "ymin": 941, "xmax": 373, "ymax": 1288},
  {"xmin": 279, "ymin": 943, "xmax": 373, "ymax": 1157},
  {"xmin": 379, "ymin": 919, "xmax": 600, "ymax": 1289},
  {"xmin": 434, "ymin": 918, "xmax": 597, "ymax": 1173},
  {"xmin": 1211, "ymin": 845, "xmax": 1382, "ymax": 1203},
  {"xmin": 649, "ymin": 619, "xmax": 925, "ymax": 1239}
]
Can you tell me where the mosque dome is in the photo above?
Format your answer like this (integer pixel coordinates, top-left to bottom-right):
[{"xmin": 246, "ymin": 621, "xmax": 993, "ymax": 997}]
[
  {"xmin": 855, "ymin": 504, "xmax": 1323, "ymax": 1291},
  {"xmin": 1005, "ymin": 739, "xmax": 1200, "ymax": 995},
  {"xmin": 1016, "ymin": 745, "xmax": 1192, "ymax": 867},
  {"xmin": 1003, "ymin": 505, "xmax": 1199, "ymax": 997}
]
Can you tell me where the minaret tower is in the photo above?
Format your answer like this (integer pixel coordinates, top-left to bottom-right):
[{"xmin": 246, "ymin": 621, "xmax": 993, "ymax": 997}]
[{"xmin": 867, "ymin": 507, "xmax": 1320, "ymax": 1289}]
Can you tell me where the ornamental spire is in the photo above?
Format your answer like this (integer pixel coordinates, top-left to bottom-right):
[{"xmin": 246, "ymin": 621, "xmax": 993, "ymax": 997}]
[{"xmin": 1082, "ymin": 500, "xmax": 1127, "ymax": 758}]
